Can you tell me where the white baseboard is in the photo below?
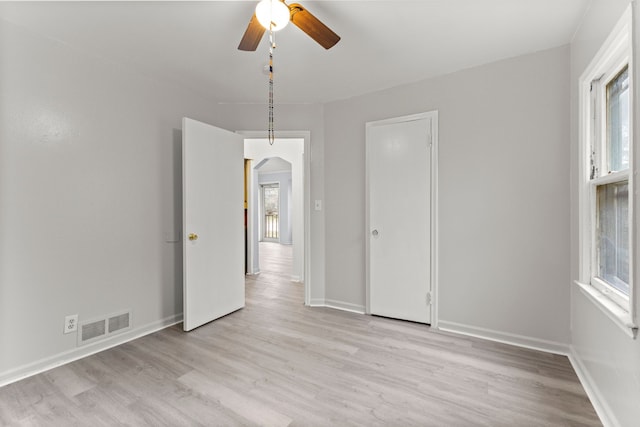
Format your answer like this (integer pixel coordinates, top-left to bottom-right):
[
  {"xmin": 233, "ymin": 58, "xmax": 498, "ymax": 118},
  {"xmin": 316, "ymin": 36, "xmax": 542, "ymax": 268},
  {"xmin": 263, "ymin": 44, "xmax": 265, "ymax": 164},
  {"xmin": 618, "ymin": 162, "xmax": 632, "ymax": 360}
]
[
  {"xmin": 0, "ymin": 313, "xmax": 183, "ymax": 388},
  {"xmin": 568, "ymin": 347, "xmax": 618, "ymax": 427},
  {"xmin": 324, "ymin": 299, "xmax": 366, "ymax": 314},
  {"xmin": 307, "ymin": 299, "xmax": 366, "ymax": 314},
  {"xmin": 437, "ymin": 320, "xmax": 570, "ymax": 355},
  {"xmin": 305, "ymin": 298, "xmax": 366, "ymax": 314},
  {"xmin": 308, "ymin": 298, "xmax": 326, "ymax": 307}
]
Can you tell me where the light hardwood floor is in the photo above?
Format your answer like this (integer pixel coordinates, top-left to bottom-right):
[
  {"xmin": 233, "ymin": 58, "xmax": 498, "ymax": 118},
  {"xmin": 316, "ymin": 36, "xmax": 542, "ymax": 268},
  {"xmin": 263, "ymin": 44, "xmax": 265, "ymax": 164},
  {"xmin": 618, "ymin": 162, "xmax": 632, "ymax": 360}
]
[{"xmin": 0, "ymin": 242, "xmax": 600, "ymax": 426}]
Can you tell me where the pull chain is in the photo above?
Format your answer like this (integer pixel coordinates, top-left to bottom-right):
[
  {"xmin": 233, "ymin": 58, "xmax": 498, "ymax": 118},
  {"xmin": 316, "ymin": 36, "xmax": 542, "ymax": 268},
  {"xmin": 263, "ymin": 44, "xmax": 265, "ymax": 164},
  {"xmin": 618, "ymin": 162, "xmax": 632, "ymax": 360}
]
[{"xmin": 268, "ymin": 28, "xmax": 275, "ymax": 145}]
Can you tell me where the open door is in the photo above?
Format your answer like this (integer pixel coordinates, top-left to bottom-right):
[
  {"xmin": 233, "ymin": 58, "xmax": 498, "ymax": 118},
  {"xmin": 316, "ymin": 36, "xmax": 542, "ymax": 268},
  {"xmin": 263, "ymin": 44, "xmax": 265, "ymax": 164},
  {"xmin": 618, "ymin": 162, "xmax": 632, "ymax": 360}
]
[{"xmin": 182, "ymin": 118, "xmax": 244, "ymax": 331}]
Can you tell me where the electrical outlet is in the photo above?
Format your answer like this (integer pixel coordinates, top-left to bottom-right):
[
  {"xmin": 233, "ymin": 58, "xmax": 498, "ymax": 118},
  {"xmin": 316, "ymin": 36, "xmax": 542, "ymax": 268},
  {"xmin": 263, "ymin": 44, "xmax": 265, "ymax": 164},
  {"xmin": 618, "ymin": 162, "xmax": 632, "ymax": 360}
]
[{"xmin": 64, "ymin": 314, "xmax": 78, "ymax": 334}]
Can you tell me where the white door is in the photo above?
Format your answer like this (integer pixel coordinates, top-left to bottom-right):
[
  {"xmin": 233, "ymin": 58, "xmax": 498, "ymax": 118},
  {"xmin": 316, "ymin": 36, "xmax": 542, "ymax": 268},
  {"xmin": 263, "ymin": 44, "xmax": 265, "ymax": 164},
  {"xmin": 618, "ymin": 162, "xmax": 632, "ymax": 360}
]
[
  {"xmin": 367, "ymin": 114, "xmax": 433, "ymax": 324},
  {"xmin": 182, "ymin": 118, "xmax": 244, "ymax": 331}
]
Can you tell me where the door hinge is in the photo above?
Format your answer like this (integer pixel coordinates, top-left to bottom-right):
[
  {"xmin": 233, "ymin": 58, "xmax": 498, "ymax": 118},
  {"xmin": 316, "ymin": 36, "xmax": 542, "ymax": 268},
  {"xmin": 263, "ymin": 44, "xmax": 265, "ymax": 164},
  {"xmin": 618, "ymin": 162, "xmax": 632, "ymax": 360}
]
[{"xmin": 426, "ymin": 292, "xmax": 432, "ymax": 306}]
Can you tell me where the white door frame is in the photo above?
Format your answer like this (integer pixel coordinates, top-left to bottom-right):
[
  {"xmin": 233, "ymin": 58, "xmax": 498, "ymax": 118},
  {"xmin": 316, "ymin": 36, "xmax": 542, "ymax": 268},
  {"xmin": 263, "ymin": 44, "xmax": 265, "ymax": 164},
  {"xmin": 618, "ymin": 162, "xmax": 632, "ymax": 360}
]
[
  {"xmin": 238, "ymin": 130, "xmax": 311, "ymax": 306},
  {"xmin": 365, "ymin": 111, "xmax": 439, "ymax": 327}
]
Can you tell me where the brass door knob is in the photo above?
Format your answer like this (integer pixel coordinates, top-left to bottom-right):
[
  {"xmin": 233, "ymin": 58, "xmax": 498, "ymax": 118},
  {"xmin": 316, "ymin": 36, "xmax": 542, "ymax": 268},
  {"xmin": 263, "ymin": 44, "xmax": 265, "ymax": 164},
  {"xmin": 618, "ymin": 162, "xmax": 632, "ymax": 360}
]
[{"xmin": 188, "ymin": 233, "xmax": 198, "ymax": 241}]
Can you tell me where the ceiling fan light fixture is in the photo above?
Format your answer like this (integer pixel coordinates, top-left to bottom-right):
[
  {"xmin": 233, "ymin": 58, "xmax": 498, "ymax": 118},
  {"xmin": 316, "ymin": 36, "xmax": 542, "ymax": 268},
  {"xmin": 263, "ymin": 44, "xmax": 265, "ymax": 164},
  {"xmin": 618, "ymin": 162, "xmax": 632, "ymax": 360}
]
[{"xmin": 255, "ymin": 0, "xmax": 290, "ymax": 31}]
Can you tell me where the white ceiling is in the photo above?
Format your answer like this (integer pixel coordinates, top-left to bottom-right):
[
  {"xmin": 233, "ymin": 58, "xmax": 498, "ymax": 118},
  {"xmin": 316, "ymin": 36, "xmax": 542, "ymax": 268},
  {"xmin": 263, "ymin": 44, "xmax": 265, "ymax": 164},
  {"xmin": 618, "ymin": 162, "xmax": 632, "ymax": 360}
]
[{"xmin": 0, "ymin": 0, "xmax": 590, "ymax": 104}]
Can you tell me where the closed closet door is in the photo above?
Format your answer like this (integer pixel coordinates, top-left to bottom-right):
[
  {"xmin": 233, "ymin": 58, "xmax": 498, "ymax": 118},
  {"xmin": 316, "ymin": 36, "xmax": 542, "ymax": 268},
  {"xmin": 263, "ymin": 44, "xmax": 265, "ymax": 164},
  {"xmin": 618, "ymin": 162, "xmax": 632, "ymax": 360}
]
[{"xmin": 367, "ymin": 114, "xmax": 432, "ymax": 324}]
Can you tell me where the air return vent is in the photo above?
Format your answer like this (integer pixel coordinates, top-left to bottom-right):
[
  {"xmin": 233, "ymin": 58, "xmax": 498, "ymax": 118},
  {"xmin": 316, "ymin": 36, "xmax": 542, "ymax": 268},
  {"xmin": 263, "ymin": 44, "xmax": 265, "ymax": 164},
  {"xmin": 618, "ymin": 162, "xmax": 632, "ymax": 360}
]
[
  {"xmin": 78, "ymin": 310, "xmax": 132, "ymax": 346},
  {"xmin": 108, "ymin": 312, "xmax": 130, "ymax": 333},
  {"xmin": 81, "ymin": 319, "xmax": 106, "ymax": 342}
]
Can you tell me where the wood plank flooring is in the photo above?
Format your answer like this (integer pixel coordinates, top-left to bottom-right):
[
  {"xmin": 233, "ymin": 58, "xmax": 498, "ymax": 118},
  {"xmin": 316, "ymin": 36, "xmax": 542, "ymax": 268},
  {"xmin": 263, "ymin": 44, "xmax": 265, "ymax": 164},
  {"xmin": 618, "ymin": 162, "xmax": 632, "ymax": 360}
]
[
  {"xmin": 257, "ymin": 241, "xmax": 293, "ymax": 282},
  {"xmin": 0, "ymin": 242, "xmax": 601, "ymax": 426}
]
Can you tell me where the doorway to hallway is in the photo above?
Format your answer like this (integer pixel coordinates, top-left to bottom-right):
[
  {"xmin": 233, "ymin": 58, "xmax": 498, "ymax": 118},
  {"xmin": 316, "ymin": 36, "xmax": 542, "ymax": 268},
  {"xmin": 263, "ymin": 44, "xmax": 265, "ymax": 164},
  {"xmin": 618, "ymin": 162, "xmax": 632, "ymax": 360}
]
[{"xmin": 243, "ymin": 135, "xmax": 307, "ymax": 300}]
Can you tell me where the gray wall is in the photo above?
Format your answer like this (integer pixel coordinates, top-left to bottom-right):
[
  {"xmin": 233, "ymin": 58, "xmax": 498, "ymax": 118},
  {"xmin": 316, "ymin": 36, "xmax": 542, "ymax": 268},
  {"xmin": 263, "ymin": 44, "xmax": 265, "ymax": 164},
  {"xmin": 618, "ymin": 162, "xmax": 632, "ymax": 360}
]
[
  {"xmin": 0, "ymin": 17, "xmax": 326, "ymax": 381},
  {"xmin": 0, "ymin": 17, "xmax": 200, "ymax": 375},
  {"xmin": 323, "ymin": 46, "xmax": 571, "ymax": 346},
  {"xmin": 569, "ymin": 1, "xmax": 640, "ymax": 426}
]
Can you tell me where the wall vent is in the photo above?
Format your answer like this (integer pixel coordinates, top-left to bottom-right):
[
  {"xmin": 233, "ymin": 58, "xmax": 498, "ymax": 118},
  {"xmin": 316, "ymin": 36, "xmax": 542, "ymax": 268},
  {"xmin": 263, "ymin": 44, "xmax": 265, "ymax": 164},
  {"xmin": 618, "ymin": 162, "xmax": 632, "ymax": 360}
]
[
  {"xmin": 108, "ymin": 312, "xmax": 130, "ymax": 333},
  {"xmin": 78, "ymin": 310, "xmax": 132, "ymax": 346},
  {"xmin": 81, "ymin": 319, "xmax": 106, "ymax": 342}
]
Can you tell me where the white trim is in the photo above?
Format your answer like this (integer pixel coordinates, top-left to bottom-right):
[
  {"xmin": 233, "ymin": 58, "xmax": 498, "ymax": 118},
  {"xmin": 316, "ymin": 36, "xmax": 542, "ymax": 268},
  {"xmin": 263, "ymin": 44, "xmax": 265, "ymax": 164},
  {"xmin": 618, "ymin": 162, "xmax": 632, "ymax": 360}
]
[
  {"xmin": 568, "ymin": 348, "xmax": 620, "ymax": 427},
  {"xmin": 364, "ymin": 111, "xmax": 439, "ymax": 326},
  {"xmin": 0, "ymin": 314, "xmax": 183, "ymax": 388},
  {"xmin": 324, "ymin": 299, "xmax": 366, "ymax": 314},
  {"xmin": 591, "ymin": 275, "xmax": 630, "ymax": 312},
  {"xmin": 430, "ymin": 112, "xmax": 439, "ymax": 328},
  {"xmin": 632, "ymin": 0, "xmax": 640, "ymax": 336},
  {"xmin": 238, "ymin": 130, "xmax": 312, "ymax": 305},
  {"xmin": 308, "ymin": 298, "xmax": 326, "ymax": 307},
  {"xmin": 246, "ymin": 160, "xmax": 256, "ymax": 274},
  {"xmin": 438, "ymin": 320, "xmax": 570, "ymax": 356},
  {"xmin": 590, "ymin": 170, "xmax": 630, "ymax": 186},
  {"xmin": 578, "ymin": 9, "xmax": 632, "ymax": 86},
  {"xmin": 578, "ymin": 5, "xmax": 636, "ymax": 328},
  {"xmin": 574, "ymin": 281, "xmax": 638, "ymax": 338}
]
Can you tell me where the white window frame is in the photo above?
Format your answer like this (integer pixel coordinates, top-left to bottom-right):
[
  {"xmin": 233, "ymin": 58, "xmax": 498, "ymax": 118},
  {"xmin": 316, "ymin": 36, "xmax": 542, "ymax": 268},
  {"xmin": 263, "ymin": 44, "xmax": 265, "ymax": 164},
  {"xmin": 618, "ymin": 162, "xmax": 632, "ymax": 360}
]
[{"xmin": 577, "ymin": 6, "xmax": 637, "ymax": 338}]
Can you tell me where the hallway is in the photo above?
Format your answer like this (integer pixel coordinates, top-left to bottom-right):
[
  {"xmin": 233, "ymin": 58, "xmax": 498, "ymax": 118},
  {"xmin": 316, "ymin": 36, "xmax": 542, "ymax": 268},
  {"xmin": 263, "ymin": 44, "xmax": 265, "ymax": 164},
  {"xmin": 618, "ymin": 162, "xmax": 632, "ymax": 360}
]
[
  {"xmin": 257, "ymin": 242, "xmax": 293, "ymax": 278},
  {"xmin": 246, "ymin": 241, "xmax": 301, "ymax": 306}
]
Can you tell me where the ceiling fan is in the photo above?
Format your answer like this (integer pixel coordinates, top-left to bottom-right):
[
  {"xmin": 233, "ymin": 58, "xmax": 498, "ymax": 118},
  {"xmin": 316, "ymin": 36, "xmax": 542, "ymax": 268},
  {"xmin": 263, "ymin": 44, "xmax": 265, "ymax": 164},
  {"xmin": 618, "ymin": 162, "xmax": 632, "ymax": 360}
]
[{"xmin": 238, "ymin": 0, "xmax": 341, "ymax": 51}]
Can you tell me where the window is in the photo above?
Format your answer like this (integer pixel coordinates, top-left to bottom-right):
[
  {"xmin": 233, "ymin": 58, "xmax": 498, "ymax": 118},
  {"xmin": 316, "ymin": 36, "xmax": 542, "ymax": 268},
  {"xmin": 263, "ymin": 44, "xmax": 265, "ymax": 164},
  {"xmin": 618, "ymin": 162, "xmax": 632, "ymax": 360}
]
[
  {"xmin": 578, "ymin": 7, "xmax": 637, "ymax": 337},
  {"xmin": 262, "ymin": 183, "xmax": 279, "ymax": 240},
  {"xmin": 596, "ymin": 181, "xmax": 629, "ymax": 296},
  {"xmin": 591, "ymin": 66, "xmax": 631, "ymax": 309}
]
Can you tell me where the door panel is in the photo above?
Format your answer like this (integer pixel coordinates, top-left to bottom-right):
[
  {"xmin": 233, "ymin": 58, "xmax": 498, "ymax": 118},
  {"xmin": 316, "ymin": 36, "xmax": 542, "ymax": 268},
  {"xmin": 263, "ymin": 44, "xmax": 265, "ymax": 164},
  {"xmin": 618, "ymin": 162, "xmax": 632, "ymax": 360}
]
[
  {"xmin": 183, "ymin": 118, "xmax": 244, "ymax": 331},
  {"xmin": 368, "ymin": 116, "xmax": 431, "ymax": 323}
]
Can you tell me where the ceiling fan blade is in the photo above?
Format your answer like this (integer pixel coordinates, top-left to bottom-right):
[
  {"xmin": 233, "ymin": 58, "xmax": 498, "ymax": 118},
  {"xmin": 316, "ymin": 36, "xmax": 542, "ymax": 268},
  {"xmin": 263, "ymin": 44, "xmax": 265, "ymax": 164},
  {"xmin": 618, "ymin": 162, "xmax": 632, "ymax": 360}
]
[
  {"xmin": 289, "ymin": 3, "xmax": 340, "ymax": 50},
  {"xmin": 238, "ymin": 13, "xmax": 266, "ymax": 51}
]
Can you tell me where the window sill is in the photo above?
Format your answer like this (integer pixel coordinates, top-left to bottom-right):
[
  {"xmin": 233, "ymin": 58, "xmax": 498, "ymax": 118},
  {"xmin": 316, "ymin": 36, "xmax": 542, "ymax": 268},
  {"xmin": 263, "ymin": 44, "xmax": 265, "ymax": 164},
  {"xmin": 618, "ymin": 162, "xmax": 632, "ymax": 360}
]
[{"xmin": 574, "ymin": 281, "xmax": 638, "ymax": 339}]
